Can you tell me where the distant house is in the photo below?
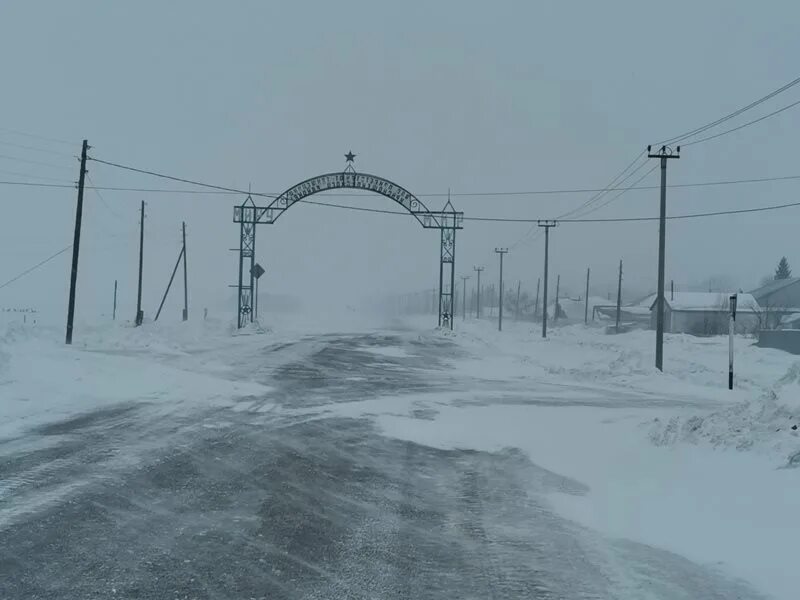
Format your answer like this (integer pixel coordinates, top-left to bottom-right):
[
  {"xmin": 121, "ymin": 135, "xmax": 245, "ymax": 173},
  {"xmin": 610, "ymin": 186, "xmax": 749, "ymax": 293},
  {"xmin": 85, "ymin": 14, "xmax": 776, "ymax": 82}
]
[
  {"xmin": 748, "ymin": 278, "xmax": 800, "ymax": 328},
  {"xmin": 779, "ymin": 312, "xmax": 800, "ymax": 330},
  {"xmin": 593, "ymin": 292, "xmax": 655, "ymax": 326},
  {"xmin": 649, "ymin": 292, "xmax": 761, "ymax": 335}
]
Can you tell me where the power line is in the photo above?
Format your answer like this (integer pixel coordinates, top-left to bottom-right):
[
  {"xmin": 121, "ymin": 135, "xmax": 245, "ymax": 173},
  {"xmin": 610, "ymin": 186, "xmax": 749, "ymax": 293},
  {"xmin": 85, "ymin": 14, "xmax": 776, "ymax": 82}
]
[
  {"xmin": 567, "ymin": 200, "xmax": 800, "ymax": 223},
  {"xmin": 0, "ymin": 139, "xmax": 75, "ymax": 158},
  {"xmin": 86, "ymin": 173, "xmax": 125, "ymax": 220},
  {"xmin": 88, "ymin": 156, "xmax": 278, "ymax": 199},
  {"xmin": 656, "ymin": 75, "xmax": 800, "ymax": 145},
  {"xmin": 0, "ymin": 153, "xmax": 73, "ymax": 170},
  {"xmin": 683, "ymin": 97, "xmax": 800, "ymax": 147},
  {"xmin": 505, "ymin": 150, "xmax": 647, "ymax": 250},
  {"xmin": 0, "ymin": 180, "xmax": 73, "ymax": 189},
  {"xmin": 555, "ymin": 152, "xmax": 647, "ymax": 221},
  {"xmin": 0, "ymin": 170, "xmax": 73, "ymax": 183},
  {"xmin": 0, "ymin": 245, "xmax": 73, "ymax": 291},
  {"xmin": 0, "ymin": 126, "xmax": 74, "ymax": 146},
  {"xmin": 568, "ymin": 164, "xmax": 659, "ymax": 220},
  {"xmin": 298, "ymin": 196, "xmax": 800, "ymax": 223},
  {"xmin": 560, "ymin": 159, "xmax": 652, "ymax": 220},
  {"xmin": 298, "ymin": 198, "xmax": 406, "ymax": 215},
  {"xmin": 6, "ymin": 161, "xmax": 794, "ymax": 197},
  {"xmin": 7, "ymin": 174, "xmax": 800, "ymax": 196}
]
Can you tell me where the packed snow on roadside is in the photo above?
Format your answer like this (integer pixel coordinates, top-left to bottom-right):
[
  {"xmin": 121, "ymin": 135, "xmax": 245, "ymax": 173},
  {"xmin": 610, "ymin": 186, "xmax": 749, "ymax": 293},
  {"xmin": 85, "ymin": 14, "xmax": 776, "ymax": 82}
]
[
  {"xmin": 0, "ymin": 319, "xmax": 271, "ymax": 440},
  {"xmin": 444, "ymin": 318, "xmax": 800, "ymax": 466}
]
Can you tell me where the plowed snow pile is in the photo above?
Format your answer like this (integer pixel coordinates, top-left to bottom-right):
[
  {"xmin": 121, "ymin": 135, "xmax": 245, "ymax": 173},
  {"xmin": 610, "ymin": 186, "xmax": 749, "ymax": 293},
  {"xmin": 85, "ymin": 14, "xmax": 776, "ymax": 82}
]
[{"xmin": 651, "ymin": 361, "xmax": 800, "ymax": 466}]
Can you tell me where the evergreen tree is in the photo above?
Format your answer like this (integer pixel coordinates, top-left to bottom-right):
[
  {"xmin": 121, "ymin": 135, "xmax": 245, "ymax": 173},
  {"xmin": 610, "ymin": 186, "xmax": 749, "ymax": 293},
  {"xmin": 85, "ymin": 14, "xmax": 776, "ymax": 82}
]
[{"xmin": 775, "ymin": 256, "xmax": 792, "ymax": 280}]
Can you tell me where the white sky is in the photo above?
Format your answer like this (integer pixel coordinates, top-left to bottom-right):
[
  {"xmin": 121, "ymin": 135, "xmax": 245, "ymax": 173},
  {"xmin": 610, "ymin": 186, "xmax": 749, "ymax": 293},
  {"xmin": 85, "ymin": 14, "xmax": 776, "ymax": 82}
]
[{"xmin": 1, "ymin": 1, "xmax": 798, "ymax": 325}]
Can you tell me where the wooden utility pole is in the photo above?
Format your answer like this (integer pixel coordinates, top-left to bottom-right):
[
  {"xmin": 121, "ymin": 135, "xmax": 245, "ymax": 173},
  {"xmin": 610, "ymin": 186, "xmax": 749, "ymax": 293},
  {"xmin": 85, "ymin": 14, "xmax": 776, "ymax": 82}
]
[
  {"xmin": 112, "ymin": 280, "xmax": 117, "ymax": 321},
  {"xmin": 515, "ymin": 280, "xmax": 521, "ymax": 321},
  {"xmin": 616, "ymin": 259, "xmax": 623, "ymax": 333},
  {"xmin": 473, "ymin": 266, "xmax": 484, "ymax": 318},
  {"xmin": 584, "ymin": 268, "xmax": 590, "ymax": 324},
  {"xmin": 65, "ymin": 139, "xmax": 88, "ymax": 344},
  {"xmin": 135, "ymin": 201, "xmax": 145, "ymax": 326},
  {"xmin": 460, "ymin": 275, "xmax": 470, "ymax": 320},
  {"xmin": 554, "ymin": 274, "xmax": 561, "ymax": 323},
  {"xmin": 538, "ymin": 220, "xmax": 557, "ymax": 337},
  {"xmin": 182, "ymin": 221, "xmax": 188, "ymax": 321},
  {"xmin": 648, "ymin": 144, "xmax": 680, "ymax": 371},
  {"xmin": 495, "ymin": 249, "xmax": 508, "ymax": 331},
  {"xmin": 155, "ymin": 245, "xmax": 185, "ymax": 321}
]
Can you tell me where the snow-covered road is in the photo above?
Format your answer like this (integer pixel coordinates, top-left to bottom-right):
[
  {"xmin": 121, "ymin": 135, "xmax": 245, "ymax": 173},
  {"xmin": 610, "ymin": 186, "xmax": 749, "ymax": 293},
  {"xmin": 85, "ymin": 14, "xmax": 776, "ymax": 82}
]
[{"xmin": 0, "ymin": 326, "xmax": 771, "ymax": 599}]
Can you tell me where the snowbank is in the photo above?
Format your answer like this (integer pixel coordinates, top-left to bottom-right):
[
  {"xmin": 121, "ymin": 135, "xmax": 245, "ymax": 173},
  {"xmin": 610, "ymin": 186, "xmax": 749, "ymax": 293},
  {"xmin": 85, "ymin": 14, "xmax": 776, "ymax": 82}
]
[
  {"xmin": 650, "ymin": 362, "xmax": 800, "ymax": 465},
  {"xmin": 443, "ymin": 318, "xmax": 800, "ymax": 465},
  {"xmin": 0, "ymin": 320, "xmax": 270, "ymax": 440}
]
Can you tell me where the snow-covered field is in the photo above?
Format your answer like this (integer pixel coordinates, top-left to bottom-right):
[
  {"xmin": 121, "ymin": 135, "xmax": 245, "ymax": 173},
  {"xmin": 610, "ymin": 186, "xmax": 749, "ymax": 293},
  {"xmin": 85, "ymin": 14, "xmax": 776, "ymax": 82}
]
[{"xmin": 2, "ymin": 313, "xmax": 798, "ymax": 598}]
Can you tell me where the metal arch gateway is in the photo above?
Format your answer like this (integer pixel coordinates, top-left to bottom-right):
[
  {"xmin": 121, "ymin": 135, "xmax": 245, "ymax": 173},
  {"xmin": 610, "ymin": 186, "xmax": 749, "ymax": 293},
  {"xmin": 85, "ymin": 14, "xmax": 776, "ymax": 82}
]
[{"xmin": 232, "ymin": 157, "xmax": 464, "ymax": 330}]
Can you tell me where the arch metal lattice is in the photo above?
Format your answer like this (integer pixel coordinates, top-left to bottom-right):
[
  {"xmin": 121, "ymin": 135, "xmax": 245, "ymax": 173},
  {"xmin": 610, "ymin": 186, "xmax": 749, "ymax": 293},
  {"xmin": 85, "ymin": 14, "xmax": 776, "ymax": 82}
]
[{"xmin": 233, "ymin": 159, "xmax": 463, "ymax": 329}]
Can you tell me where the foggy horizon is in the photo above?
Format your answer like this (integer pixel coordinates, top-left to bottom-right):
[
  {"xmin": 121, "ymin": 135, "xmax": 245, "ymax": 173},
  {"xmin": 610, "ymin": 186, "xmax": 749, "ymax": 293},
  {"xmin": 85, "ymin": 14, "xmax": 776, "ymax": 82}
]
[{"xmin": 2, "ymin": 1, "xmax": 799, "ymax": 326}]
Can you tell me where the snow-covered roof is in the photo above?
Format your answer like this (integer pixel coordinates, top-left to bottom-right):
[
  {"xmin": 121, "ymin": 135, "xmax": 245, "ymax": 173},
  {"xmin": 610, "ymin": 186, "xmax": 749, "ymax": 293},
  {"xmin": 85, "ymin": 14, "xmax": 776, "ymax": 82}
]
[
  {"xmin": 624, "ymin": 305, "xmax": 654, "ymax": 316},
  {"xmin": 748, "ymin": 277, "xmax": 800, "ymax": 300},
  {"xmin": 626, "ymin": 292, "xmax": 656, "ymax": 310},
  {"xmin": 649, "ymin": 292, "xmax": 760, "ymax": 312},
  {"xmin": 780, "ymin": 312, "xmax": 800, "ymax": 325}
]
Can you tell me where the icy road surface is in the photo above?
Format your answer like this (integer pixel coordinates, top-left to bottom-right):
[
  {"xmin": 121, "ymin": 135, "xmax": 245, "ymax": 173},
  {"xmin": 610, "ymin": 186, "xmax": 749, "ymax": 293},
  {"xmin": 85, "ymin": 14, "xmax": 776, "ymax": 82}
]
[{"xmin": 0, "ymin": 330, "xmax": 766, "ymax": 599}]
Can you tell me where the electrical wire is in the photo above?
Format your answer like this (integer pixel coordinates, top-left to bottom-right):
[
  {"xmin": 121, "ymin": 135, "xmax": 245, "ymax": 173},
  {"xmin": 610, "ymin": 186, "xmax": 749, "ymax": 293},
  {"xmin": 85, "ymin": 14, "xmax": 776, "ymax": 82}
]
[
  {"xmin": 559, "ymin": 158, "xmax": 651, "ymax": 221},
  {"xmin": 567, "ymin": 164, "xmax": 658, "ymax": 220},
  {"xmin": 0, "ymin": 139, "xmax": 75, "ymax": 158},
  {"xmin": 86, "ymin": 173, "xmax": 125, "ymax": 220},
  {"xmin": 0, "ymin": 126, "xmax": 74, "ymax": 146},
  {"xmin": 295, "ymin": 195, "xmax": 800, "ymax": 224},
  {"xmin": 566, "ymin": 200, "xmax": 800, "ymax": 223},
  {"xmin": 0, "ymin": 246, "xmax": 73, "ymax": 290},
  {"xmin": 683, "ymin": 97, "xmax": 800, "ymax": 147},
  {"xmin": 555, "ymin": 152, "xmax": 647, "ymax": 221},
  {"xmin": 0, "ymin": 153, "xmax": 73, "ymax": 170},
  {"xmin": 504, "ymin": 151, "xmax": 648, "ymax": 251},
  {"xmin": 0, "ymin": 170, "xmax": 73, "ymax": 183},
  {"xmin": 88, "ymin": 156, "xmax": 278, "ymax": 199},
  {"xmin": 656, "ymin": 75, "xmax": 800, "ymax": 146},
  {"xmin": 7, "ymin": 174, "xmax": 800, "ymax": 196},
  {"xmin": 0, "ymin": 181, "xmax": 74, "ymax": 189}
]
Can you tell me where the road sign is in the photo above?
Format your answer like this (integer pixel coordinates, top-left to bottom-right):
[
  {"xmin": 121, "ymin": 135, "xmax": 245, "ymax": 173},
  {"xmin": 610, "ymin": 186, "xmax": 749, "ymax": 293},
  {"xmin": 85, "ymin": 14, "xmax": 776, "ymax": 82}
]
[{"xmin": 251, "ymin": 263, "xmax": 265, "ymax": 279}]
